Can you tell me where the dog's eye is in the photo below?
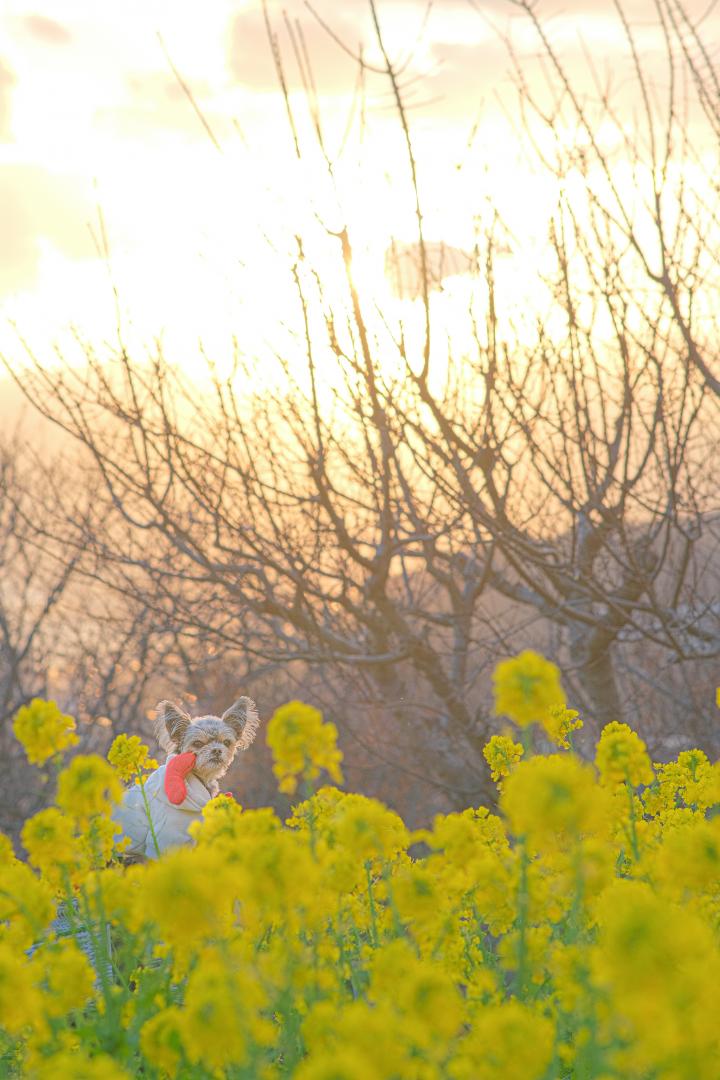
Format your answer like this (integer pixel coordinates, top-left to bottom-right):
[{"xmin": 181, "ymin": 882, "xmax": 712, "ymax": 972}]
[
  {"xmin": 192, "ymin": 740, "xmax": 205, "ymax": 749},
  {"xmin": 223, "ymin": 739, "xmax": 232, "ymax": 747}
]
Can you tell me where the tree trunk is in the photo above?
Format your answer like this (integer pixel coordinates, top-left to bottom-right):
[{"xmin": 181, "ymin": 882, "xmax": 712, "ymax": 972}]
[{"xmin": 570, "ymin": 632, "xmax": 623, "ymax": 741}]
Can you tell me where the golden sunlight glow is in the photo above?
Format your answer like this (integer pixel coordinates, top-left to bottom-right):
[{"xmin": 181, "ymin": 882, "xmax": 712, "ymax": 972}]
[{"xmin": 1, "ymin": 0, "xmax": 718, "ymax": 389}]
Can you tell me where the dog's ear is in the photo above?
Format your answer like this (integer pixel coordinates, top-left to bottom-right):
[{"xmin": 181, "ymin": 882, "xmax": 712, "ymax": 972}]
[
  {"xmin": 154, "ymin": 700, "xmax": 191, "ymax": 753},
  {"xmin": 221, "ymin": 697, "xmax": 260, "ymax": 750}
]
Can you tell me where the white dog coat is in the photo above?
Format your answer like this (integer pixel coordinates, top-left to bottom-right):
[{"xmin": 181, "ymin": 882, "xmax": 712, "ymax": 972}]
[{"xmin": 113, "ymin": 756, "xmax": 211, "ymax": 859}]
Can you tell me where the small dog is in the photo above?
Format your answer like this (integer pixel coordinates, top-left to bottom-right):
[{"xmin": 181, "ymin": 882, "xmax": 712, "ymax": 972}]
[
  {"xmin": 113, "ymin": 697, "xmax": 259, "ymax": 859},
  {"xmin": 154, "ymin": 697, "xmax": 260, "ymax": 796}
]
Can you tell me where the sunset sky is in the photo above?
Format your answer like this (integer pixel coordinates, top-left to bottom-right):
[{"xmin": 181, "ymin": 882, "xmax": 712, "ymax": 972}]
[{"xmin": 1, "ymin": 0, "xmax": 718, "ymax": 376}]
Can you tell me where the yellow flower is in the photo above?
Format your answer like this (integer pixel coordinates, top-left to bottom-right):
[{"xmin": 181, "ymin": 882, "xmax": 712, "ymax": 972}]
[
  {"xmin": 140, "ymin": 1006, "xmax": 184, "ymax": 1075},
  {"xmin": 493, "ymin": 651, "xmax": 565, "ymax": 728},
  {"xmin": 425, "ymin": 806, "xmax": 510, "ymax": 860},
  {"xmin": 21, "ymin": 807, "xmax": 87, "ymax": 888},
  {"xmin": 675, "ymin": 750, "xmax": 720, "ymax": 809},
  {"xmin": 79, "ymin": 866, "xmax": 137, "ymax": 930},
  {"xmin": 6, "ymin": 656, "xmax": 720, "ymax": 1076},
  {"xmin": 56, "ymin": 754, "xmax": 123, "ymax": 822},
  {"xmin": 107, "ymin": 733, "xmax": 158, "ymax": 782},
  {"xmin": 392, "ymin": 862, "xmax": 443, "ymax": 926},
  {"xmin": 591, "ymin": 877, "xmax": 720, "ymax": 1078},
  {"xmin": 450, "ymin": 1001, "xmax": 554, "ymax": 1080},
  {"xmin": 31, "ymin": 938, "xmax": 95, "ymax": 1017},
  {"xmin": 0, "ymin": 831, "xmax": 15, "ymax": 862},
  {"xmin": 294, "ymin": 1050, "xmax": 376, "ymax": 1080},
  {"xmin": 0, "ymin": 943, "xmax": 45, "ymax": 1034},
  {"xmin": 501, "ymin": 754, "xmax": 610, "ymax": 848},
  {"xmin": 369, "ymin": 939, "xmax": 465, "ymax": 1039},
  {"xmin": 31, "ymin": 1051, "xmax": 130, "ymax": 1079},
  {"xmin": 139, "ymin": 846, "xmax": 231, "ymax": 946},
  {"xmin": 81, "ymin": 814, "xmax": 124, "ymax": 866},
  {"xmin": 498, "ymin": 924, "xmax": 552, "ymax": 986},
  {"xmin": 302, "ymin": 999, "xmax": 413, "ymax": 1078},
  {"xmin": 595, "ymin": 722, "xmax": 653, "ymax": 787},
  {"xmin": 267, "ymin": 701, "xmax": 344, "ymax": 794},
  {"xmin": 286, "ymin": 785, "xmax": 346, "ymax": 831},
  {"xmin": 0, "ymin": 860, "xmax": 55, "ymax": 949},
  {"xmin": 331, "ymin": 793, "xmax": 409, "ymax": 865},
  {"xmin": 180, "ymin": 950, "xmax": 268, "ymax": 1070},
  {"xmin": 483, "ymin": 734, "xmax": 524, "ymax": 784},
  {"xmin": 654, "ymin": 815, "xmax": 720, "ymax": 898},
  {"xmin": 12, "ymin": 698, "xmax": 78, "ymax": 766},
  {"xmin": 549, "ymin": 942, "xmax": 594, "ymax": 1013},
  {"xmin": 593, "ymin": 879, "xmax": 678, "ymax": 991},
  {"xmin": 21, "ymin": 807, "xmax": 76, "ymax": 866},
  {"xmin": 189, "ymin": 791, "xmax": 245, "ymax": 847},
  {"xmin": 543, "ymin": 705, "xmax": 583, "ymax": 749}
]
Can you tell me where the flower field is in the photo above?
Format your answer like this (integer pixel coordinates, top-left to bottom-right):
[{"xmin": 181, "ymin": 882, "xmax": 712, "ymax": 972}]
[{"xmin": 2, "ymin": 654, "xmax": 720, "ymax": 1079}]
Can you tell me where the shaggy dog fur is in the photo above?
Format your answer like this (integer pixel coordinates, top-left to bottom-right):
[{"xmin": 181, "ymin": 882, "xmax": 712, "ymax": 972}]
[
  {"xmin": 154, "ymin": 697, "xmax": 260, "ymax": 796},
  {"xmin": 114, "ymin": 697, "xmax": 260, "ymax": 859}
]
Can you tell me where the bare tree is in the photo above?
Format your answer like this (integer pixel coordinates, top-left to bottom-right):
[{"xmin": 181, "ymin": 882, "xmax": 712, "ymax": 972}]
[
  {"xmin": 0, "ymin": 432, "xmax": 201, "ymax": 836},
  {"xmin": 0, "ymin": 439, "xmax": 78, "ymax": 726},
  {"xmin": 4, "ymin": 0, "xmax": 720, "ymax": 818},
  {"xmin": 398, "ymin": 210, "xmax": 717, "ymax": 733},
  {"xmin": 499, "ymin": 0, "xmax": 720, "ymax": 402}
]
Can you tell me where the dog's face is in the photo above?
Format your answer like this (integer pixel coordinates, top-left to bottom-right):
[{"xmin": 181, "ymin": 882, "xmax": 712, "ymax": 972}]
[
  {"xmin": 154, "ymin": 697, "xmax": 259, "ymax": 792},
  {"xmin": 177, "ymin": 716, "xmax": 242, "ymax": 783}
]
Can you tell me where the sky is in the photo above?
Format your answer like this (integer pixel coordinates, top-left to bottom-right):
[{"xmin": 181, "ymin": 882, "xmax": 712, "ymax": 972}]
[{"xmin": 1, "ymin": 0, "xmax": 718, "ymax": 380}]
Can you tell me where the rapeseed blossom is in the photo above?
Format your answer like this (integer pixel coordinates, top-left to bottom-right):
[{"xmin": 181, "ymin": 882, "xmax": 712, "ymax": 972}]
[
  {"xmin": 180, "ymin": 950, "xmax": 270, "ymax": 1070},
  {"xmin": 0, "ymin": 944, "xmax": 43, "ymax": 1035},
  {"xmin": 450, "ymin": 1001, "xmax": 555, "ymax": 1080},
  {"xmin": 107, "ymin": 734, "xmax": 158, "ymax": 782},
  {"xmin": 595, "ymin": 721, "xmax": 654, "ymax": 786},
  {"xmin": 266, "ymin": 700, "xmax": 344, "ymax": 793},
  {"xmin": 21, "ymin": 807, "xmax": 87, "ymax": 889},
  {"xmin": 500, "ymin": 753, "xmax": 609, "ymax": 848},
  {"xmin": 543, "ymin": 704, "xmax": 583, "ymax": 748},
  {"xmin": 31, "ymin": 1051, "xmax": 130, "ymax": 1079},
  {"xmin": 0, "ymin": 859, "xmax": 54, "ymax": 950},
  {"xmin": 21, "ymin": 807, "xmax": 79, "ymax": 871},
  {"xmin": 483, "ymin": 734, "xmax": 524, "ymax": 784},
  {"xmin": 648, "ymin": 749, "xmax": 720, "ymax": 814},
  {"xmin": 3, "ymin": 677, "xmax": 720, "ymax": 1078},
  {"xmin": 34, "ymin": 938, "xmax": 95, "ymax": 1017},
  {"xmin": 493, "ymin": 650, "xmax": 565, "ymax": 727},
  {"xmin": 139, "ymin": 1007, "xmax": 184, "ymax": 1075},
  {"xmin": 56, "ymin": 754, "xmax": 123, "ymax": 822},
  {"xmin": 12, "ymin": 698, "xmax": 78, "ymax": 766}
]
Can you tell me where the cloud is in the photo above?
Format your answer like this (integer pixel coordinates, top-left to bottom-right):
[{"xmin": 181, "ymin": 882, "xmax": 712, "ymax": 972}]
[
  {"xmin": 0, "ymin": 59, "xmax": 16, "ymax": 141},
  {"xmin": 386, "ymin": 240, "xmax": 474, "ymax": 299},
  {"xmin": 20, "ymin": 15, "xmax": 73, "ymax": 46},
  {"xmin": 469, "ymin": 0, "xmax": 693, "ymax": 16},
  {"xmin": 0, "ymin": 166, "xmax": 93, "ymax": 296},
  {"xmin": 423, "ymin": 39, "xmax": 510, "ymax": 114},
  {"xmin": 227, "ymin": 7, "xmax": 373, "ymax": 94},
  {"xmin": 419, "ymin": 5, "xmax": 691, "ymax": 123},
  {"xmin": 95, "ymin": 71, "xmax": 210, "ymax": 140}
]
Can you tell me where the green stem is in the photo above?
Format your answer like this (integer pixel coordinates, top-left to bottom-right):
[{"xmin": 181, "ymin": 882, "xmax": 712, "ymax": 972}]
[
  {"xmin": 335, "ymin": 924, "xmax": 361, "ymax": 999},
  {"xmin": 365, "ymin": 861, "xmax": 379, "ymax": 946},
  {"xmin": 625, "ymin": 776, "xmax": 640, "ymax": 863},
  {"xmin": 77, "ymin": 884, "xmax": 115, "ymax": 1022},
  {"xmin": 59, "ymin": 867, "xmax": 81, "ymax": 937},
  {"xmin": 302, "ymin": 774, "xmax": 318, "ymax": 857},
  {"xmin": 567, "ymin": 842, "xmax": 585, "ymax": 943},
  {"xmin": 380, "ymin": 865, "xmax": 406, "ymax": 940},
  {"xmin": 515, "ymin": 839, "xmax": 530, "ymax": 998},
  {"xmin": 139, "ymin": 774, "xmax": 162, "ymax": 858}
]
